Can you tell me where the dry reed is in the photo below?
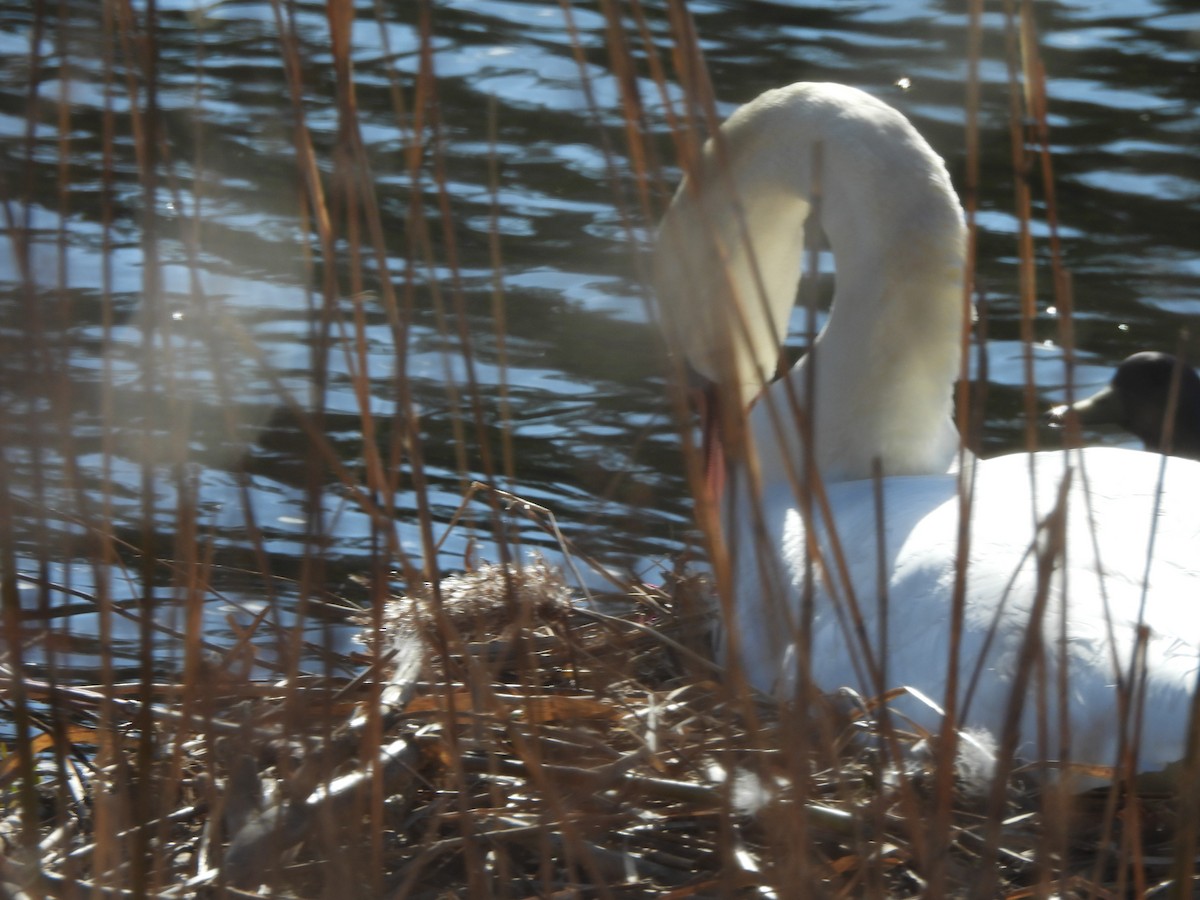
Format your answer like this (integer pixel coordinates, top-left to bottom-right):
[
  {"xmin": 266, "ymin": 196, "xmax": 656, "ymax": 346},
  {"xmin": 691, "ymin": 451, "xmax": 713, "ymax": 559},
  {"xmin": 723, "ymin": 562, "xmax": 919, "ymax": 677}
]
[{"xmin": 0, "ymin": 0, "xmax": 1195, "ymax": 897}]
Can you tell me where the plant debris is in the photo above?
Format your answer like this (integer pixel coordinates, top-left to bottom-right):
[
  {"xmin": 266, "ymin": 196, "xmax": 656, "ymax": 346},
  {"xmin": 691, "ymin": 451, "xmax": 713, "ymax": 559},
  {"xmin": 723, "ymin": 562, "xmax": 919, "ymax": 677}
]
[{"xmin": 1, "ymin": 559, "xmax": 1192, "ymax": 897}]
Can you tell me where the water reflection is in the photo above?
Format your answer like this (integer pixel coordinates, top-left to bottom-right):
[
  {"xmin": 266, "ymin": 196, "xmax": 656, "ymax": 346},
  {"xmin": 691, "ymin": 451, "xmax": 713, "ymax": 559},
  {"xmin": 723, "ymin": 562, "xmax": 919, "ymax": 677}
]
[{"xmin": 0, "ymin": 0, "xmax": 1196, "ymax": 675}]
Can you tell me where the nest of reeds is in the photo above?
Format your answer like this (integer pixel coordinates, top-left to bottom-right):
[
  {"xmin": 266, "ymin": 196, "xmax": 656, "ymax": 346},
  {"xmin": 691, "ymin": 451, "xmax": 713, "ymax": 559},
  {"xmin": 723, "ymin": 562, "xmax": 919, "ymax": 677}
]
[{"xmin": 2, "ymin": 552, "xmax": 1190, "ymax": 898}]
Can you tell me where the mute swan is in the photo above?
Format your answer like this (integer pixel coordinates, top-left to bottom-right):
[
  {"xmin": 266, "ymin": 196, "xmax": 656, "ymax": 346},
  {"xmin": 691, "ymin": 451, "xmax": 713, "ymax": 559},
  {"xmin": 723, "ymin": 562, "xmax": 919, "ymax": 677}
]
[
  {"xmin": 655, "ymin": 82, "xmax": 1200, "ymax": 782},
  {"xmin": 1047, "ymin": 351, "xmax": 1200, "ymax": 460}
]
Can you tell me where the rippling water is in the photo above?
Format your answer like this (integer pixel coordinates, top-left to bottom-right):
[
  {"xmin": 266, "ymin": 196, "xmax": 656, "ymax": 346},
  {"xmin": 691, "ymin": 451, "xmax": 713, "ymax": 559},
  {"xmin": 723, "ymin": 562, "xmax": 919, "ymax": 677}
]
[{"xmin": 0, "ymin": 0, "xmax": 1197, "ymax": 673}]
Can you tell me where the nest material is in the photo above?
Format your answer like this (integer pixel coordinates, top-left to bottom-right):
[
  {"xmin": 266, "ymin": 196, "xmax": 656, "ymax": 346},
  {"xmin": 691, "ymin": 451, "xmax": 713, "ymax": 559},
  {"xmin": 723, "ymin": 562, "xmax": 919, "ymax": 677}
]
[{"xmin": 3, "ymin": 560, "xmax": 1192, "ymax": 897}]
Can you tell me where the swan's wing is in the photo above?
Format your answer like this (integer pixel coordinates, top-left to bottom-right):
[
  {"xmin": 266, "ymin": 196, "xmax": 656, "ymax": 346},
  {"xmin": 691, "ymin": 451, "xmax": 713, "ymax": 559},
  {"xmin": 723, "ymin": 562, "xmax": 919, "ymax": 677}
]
[{"xmin": 726, "ymin": 447, "xmax": 1200, "ymax": 777}]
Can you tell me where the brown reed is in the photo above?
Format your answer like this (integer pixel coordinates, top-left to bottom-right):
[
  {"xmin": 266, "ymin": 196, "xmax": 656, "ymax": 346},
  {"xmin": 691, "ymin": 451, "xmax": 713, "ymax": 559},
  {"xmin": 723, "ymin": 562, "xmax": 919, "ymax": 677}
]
[{"xmin": 0, "ymin": 0, "xmax": 1193, "ymax": 896}]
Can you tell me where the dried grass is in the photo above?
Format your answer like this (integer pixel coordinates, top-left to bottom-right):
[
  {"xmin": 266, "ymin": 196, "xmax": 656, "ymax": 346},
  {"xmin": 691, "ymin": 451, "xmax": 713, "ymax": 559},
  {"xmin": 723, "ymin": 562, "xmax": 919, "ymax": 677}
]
[
  {"xmin": 0, "ymin": 1, "xmax": 1196, "ymax": 897},
  {"xmin": 1, "ymin": 549, "xmax": 1191, "ymax": 896}
]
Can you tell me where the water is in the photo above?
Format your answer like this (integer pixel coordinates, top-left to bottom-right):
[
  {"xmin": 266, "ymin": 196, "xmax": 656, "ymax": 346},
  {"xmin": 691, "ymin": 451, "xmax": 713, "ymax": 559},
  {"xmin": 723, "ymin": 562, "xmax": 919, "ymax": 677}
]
[{"xmin": 0, "ymin": 0, "xmax": 1197, "ymax": 676}]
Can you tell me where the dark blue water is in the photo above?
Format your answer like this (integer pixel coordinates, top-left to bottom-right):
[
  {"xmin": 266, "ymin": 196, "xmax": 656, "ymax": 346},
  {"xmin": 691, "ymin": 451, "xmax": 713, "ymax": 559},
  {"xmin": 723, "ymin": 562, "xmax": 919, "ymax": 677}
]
[{"xmin": 0, "ymin": 0, "xmax": 1196, "ymax": 675}]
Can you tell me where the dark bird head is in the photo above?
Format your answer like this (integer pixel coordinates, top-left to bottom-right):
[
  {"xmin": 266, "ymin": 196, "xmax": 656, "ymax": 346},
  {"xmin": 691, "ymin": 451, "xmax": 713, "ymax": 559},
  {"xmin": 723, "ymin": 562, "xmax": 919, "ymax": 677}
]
[{"xmin": 1046, "ymin": 351, "xmax": 1200, "ymax": 459}]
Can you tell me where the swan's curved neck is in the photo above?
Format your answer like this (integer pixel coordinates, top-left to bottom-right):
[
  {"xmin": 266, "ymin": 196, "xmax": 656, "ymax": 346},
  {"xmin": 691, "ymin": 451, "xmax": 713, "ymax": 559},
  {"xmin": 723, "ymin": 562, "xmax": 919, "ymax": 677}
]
[{"xmin": 655, "ymin": 82, "xmax": 967, "ymax": 483}]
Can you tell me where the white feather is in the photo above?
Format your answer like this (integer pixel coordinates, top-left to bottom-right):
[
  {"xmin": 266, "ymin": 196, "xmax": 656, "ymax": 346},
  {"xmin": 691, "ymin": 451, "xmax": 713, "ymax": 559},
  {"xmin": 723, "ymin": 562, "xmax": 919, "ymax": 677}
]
[{"xmin": 655, "ymin": 82, "xmax": 1200, "ymax": 781}]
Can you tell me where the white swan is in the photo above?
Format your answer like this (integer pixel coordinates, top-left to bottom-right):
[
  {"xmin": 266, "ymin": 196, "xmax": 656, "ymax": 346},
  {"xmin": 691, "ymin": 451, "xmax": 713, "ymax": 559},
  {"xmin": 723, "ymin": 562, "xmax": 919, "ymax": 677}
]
[{"xmin": 655, "ymin": 82, "xmax": 1200, "ymax": 783}]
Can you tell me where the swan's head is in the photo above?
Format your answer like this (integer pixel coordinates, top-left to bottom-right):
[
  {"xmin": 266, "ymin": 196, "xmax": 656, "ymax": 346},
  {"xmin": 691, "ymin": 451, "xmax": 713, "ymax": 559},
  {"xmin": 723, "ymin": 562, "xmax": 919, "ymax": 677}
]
[{"xmin": 654, "ymin": 82, "xmax": 968, "ymax": 485}]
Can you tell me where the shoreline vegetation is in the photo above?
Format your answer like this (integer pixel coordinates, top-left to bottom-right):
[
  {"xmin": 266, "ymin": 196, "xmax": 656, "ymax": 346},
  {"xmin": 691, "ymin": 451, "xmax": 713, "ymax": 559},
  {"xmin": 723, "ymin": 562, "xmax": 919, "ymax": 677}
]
[
  {"xmin": 4, "ymin": 548, "xmax": 1190, "ymax": 896},
  {"xmin": 1, "ymin": 1, "xmax": 1196, "ymax": 896}
]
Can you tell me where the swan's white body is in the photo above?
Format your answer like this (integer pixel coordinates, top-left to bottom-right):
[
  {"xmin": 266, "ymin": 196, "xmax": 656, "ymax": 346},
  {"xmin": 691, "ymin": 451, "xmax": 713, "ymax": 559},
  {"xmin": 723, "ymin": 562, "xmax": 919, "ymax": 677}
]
[{"xmin": 655, "ymin": 83, "xmax": 1200, "ymax": 779}]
